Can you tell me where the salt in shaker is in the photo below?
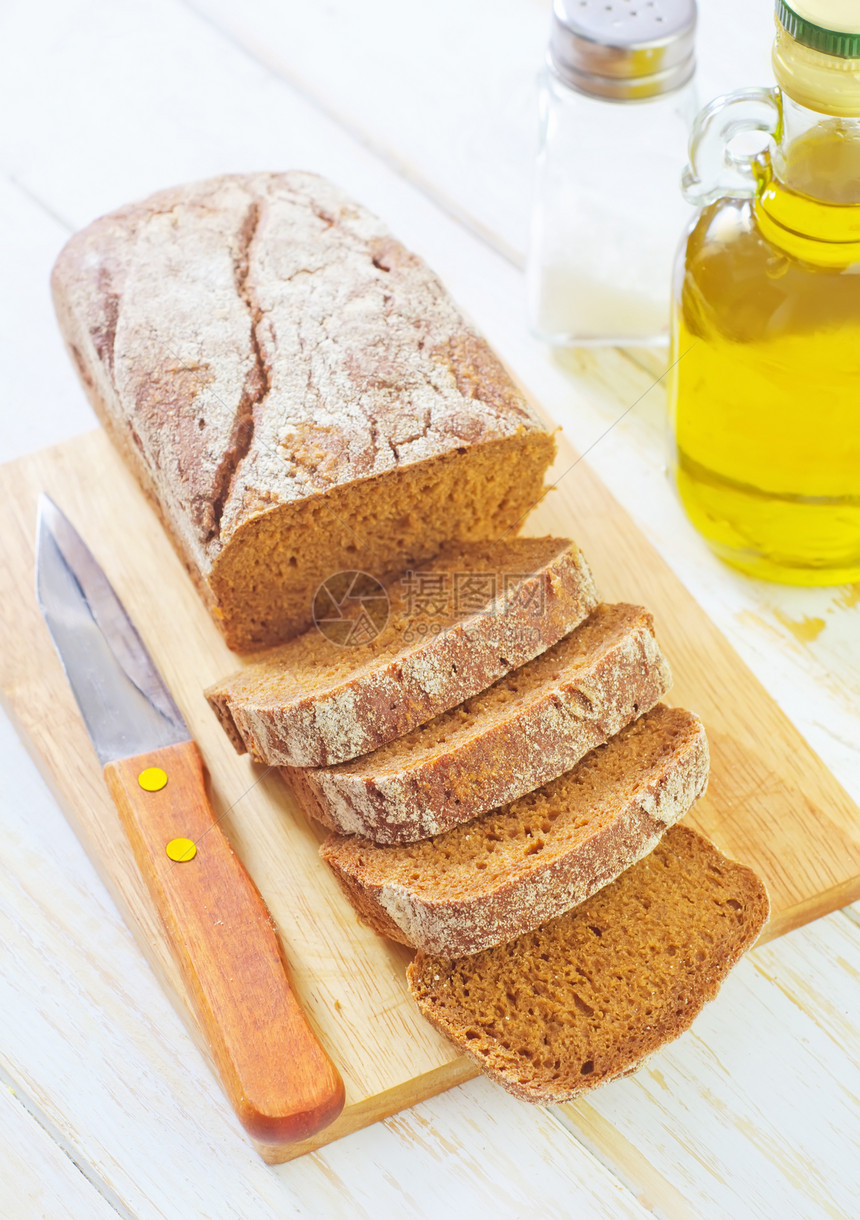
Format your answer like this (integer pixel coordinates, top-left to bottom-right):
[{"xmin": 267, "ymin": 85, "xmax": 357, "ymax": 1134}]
[{"xmin": 527, "ymin": 0, "xmax": 699, "ymax": 345}]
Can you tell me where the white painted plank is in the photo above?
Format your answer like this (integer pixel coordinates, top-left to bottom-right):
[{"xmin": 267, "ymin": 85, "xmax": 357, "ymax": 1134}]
[
  {"xmin": 307, "ymin": 1079, "xmax": 652, "ymax": 1220},
  {"xmin": 754, "ymin": 908, "xmax": 860, "ymax": 1059},
  {"xmin": 0, "ymin": 1084, "xmax": 121, "ymax": 1220},
  {"xmin": 556, "ymin": 917, "xmax": 860, "ymax": 1220},
  {"xmin": 185, "ymin": 0, "xmax": 548, "ymax": 264},
  {"xmin": 0, "ymin": 176, "xmax": 95, "ymax": 461},
  {"xmin": 0, "ymin": 0, "xmax": 497, "ymax": 241},
  {"xmin": 0, "ymin": 711, "xmax": 649, "ymax": 1219},
  {"xmin": 186, "ymin": 0, "xmax": 775, "ymax": 264}
]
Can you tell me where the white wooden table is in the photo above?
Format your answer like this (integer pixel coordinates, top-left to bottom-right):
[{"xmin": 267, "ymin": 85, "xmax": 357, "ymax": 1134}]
[{"xmin": 2, "ymin": 2, "xmax": 859, "ymax": 1216}]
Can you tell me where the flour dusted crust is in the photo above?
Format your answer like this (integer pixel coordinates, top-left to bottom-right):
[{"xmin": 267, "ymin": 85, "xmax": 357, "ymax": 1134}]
[
  {"xmin": 320, "ymin": 706, "xmax": 710, "ymax": 956},
  {"xmin": 406, "ymin": 825, "xmax": 770, "ymax": 1102},
  {"xmin": 286, "ymin": 603, "xmax": 673, "ymax": 843},
  {"xmin": 52, "ymin": 172, "xmax": 556, "ymax": 650},
  {"xmin": 206, "ymin": 537, "xmax": 599, "ymax": 767}
]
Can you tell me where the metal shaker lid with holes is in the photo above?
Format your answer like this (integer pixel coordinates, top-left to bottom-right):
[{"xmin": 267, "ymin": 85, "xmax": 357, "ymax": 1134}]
[{"xmin": 549, "ymin": 0, "xmax": 697, "ymax": 100}]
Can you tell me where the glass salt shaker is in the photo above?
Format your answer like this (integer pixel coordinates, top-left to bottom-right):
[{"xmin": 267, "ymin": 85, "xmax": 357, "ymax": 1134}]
[{"xmin": 527, "ymin": 0, "xmax": 699, "ymax": 346}]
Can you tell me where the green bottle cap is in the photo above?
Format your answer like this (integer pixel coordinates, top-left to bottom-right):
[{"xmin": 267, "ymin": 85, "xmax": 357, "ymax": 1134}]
[{"xmin": 776, "ymin": 0, "xmax": 860, "ymax": 58}]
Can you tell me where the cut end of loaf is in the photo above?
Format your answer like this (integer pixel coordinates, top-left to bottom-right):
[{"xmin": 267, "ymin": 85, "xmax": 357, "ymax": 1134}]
[
  {"xmin": 210, "ymin": 430, "xmax": 557, "ymax": 651},
  {"xmin": 406, "ymin": 825, "xmax": 769, "ymax": 1102},
  {"xmin": 50, "ymin": 170, "xmax": 557, "ymax": 653}
]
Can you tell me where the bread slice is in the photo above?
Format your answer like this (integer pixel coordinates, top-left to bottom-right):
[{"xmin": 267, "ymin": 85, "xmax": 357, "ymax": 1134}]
[
  {"xmin": 206, "ymin": 537, "xmax": 598, "ymax": 766},
  {"xmin": 320, "ymin": 705, "xmax": 708, "ymax": 955},
  {"xmin": 288, "ymin": 603, "xmax": 673, "ymax": 843},
  {"xmin": 52, "ymin": 172, "xmax": 556, "ymax": 651},
  {"xmin": 406, "ymin": 825, "xmax": 769, "ymax": 1102}
]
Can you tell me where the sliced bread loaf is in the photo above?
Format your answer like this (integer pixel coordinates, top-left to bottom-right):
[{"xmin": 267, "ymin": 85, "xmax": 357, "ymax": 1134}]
[
  {"xmin": 206, "ymin": 537, "xmax": 598, "ymax": 767},
  {"xmin": 52, "ymin": 172, "xmax": 556, "ymax": 650},
  {"xmin": 320, "ymin": 704, "xmax": 708, "ymax": 955},
  {"xmin": 287, "ymin": 603, "xmax": 672, "ymax": 843},
  {"xmin": 406, "ymin": 824, "xmax": 769, "ymax": 1102}
]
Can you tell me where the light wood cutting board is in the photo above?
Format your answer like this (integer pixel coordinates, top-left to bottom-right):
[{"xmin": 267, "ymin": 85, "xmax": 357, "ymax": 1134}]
[{"xmin": 2, "ymin": 427, "xmax": 859, "ymax": 1163}]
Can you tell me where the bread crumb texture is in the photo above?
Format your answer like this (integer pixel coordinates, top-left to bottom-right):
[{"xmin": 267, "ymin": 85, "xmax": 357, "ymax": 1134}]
[
  {"xmin": 406, "ymin": 824, "xmax": 769, "ymax": 1102},
  {"xmin": 207, "ymin": 537, "xmax": 598, "ymax": 766},
  {"xmin": 320, "ymin": 705, "xmax": 709, "ymax": 954},
  {"xmin": 291, "ymin": 602, "xmax": 673, "ymax": 842},
  {"xmin": 51, "ymin": 172, "xmax": 555, "ymax": 649}
]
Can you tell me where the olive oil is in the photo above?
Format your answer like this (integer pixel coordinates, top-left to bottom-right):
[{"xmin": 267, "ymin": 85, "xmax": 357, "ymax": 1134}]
[{"xmin": 668, "ymin": 2, "xmax": 860, "ymax": 584}]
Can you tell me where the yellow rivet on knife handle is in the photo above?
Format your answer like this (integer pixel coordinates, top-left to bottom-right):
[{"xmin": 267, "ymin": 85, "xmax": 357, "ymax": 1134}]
[
  {"xmin": 166, "ymin": 837, "xmax": 197, "ymax": 862},
  {"xmin": 138, "ymin": 766, "xmax": 168, "ymax": 791}
]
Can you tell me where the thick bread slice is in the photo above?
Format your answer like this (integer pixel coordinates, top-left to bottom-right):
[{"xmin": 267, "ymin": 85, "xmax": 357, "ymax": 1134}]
[
  {"xmin": 320, "ymin": 705, "xmax": 708, "ymax": 955},
  {"xmin": 407, "ymin": 825, "xmax": 769, "ymax": 1102},
  {"xmin": 206, "ymin": 537, "xmax": 598, "ymax": 767},
  {"xmin": 52, "ymin": 172, "xmax": 556, "ymax": 651},
  {"xmin": 288, "ymin": 603, "xmax": 672, "ymax": 843}
]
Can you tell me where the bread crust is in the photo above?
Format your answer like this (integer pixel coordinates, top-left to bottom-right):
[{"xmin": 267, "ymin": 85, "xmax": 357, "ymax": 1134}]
[
  {"xmin": 207, "ymin": 538, "xmax": 599, "ymax": 767},
  {"xmin": 287, "ymin": 603, "xmax": 672, "ymax": 843},
  {"xmin": 51, "ymin": 172, "xmax": 555, "ymax": 649},
  {"xmin": 320, "ymin": 706, "xmax": 710, "ymax": 955}
]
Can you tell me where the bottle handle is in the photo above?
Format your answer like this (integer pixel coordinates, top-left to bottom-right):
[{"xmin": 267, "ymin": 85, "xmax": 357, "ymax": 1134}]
[{"xmin": 682, "ymin": 87, "xmax": 782, "ymax": 207}]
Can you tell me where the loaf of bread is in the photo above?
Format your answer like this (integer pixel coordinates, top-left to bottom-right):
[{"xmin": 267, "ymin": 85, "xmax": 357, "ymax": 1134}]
[
  {"xmin": 51, "ymin": 172, "xmax": 556, "ymax": 650},
  {"xmin": 320, "ymin": 705, "xmax": 708, "ymax": 955},
  {"xmin": 206, "ymin": 537, "xmax": 598, "ymax": 767},
  {"xmin": 407, "ymin": 825, "xmax": 769, "ymax": 1102},
  {"xmin": 288, "ymin": 603, "xmax": 673, "ymax": 843},
  {"xmin": 52, "ymin": 173, "xmax": 764, "ymax": 1108}
]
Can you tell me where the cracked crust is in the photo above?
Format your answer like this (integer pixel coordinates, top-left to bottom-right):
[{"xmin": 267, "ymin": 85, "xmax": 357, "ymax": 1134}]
[
  {"xmin": 285, "ymin": 603, "xmax": 673, "ymax": 843},
  {"xmin": 320, "ymin": 705, "xmax": 710, "ymax": 956},
  {"xmin": 51, "ymin": 172, "xmax": 556, "ymax": 650}
]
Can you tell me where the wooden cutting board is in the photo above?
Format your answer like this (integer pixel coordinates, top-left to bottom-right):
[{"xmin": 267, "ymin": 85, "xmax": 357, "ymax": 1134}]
[{"xmin": 2, "ymin": 427, "xmax": 859, "ymax": 1163}]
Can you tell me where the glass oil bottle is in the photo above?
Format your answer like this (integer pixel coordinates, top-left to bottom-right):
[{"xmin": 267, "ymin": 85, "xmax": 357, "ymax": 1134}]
[{"xmin": 670, "ymin": 0, "xmax": 860, "ymax": 583}]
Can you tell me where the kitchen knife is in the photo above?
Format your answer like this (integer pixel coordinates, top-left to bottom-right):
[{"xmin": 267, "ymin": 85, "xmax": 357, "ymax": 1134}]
[{"xmin": 35, "ymin": 494, "xmax": 345, "ymax": 1145}]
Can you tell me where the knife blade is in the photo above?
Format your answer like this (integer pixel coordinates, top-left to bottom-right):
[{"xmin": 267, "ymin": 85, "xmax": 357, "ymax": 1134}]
[{"xmin": 35, "ymin": 494, "xmax": 344, "ymax": 1146}]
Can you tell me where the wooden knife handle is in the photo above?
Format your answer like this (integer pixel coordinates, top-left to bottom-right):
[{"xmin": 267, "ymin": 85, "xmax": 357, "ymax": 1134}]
[{"xmin": 104, "ymin": 740, "xmax": 345, "ymax": 1145}]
